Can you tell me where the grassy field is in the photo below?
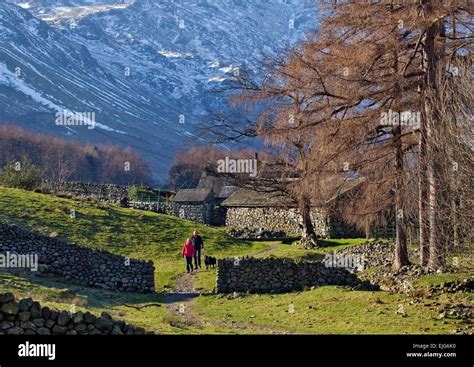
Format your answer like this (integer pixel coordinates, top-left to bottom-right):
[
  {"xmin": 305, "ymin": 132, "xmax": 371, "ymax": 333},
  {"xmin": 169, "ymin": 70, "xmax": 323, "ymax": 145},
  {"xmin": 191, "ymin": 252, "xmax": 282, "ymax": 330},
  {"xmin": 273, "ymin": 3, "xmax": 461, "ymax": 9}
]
[
  {"xmin": 195, "ymin": 287, "xmax": 470, "ymax": 334},
  {"xmin": 1, "ymin": 266, "xmax": 469, "ymax": 334},
  {"xmin": 0, "ymin": 187, "xmax": 472, "ymax": 334},
  {"xmin": 0, "ymin": 187, "xmax": 267, "ymax": 291}
]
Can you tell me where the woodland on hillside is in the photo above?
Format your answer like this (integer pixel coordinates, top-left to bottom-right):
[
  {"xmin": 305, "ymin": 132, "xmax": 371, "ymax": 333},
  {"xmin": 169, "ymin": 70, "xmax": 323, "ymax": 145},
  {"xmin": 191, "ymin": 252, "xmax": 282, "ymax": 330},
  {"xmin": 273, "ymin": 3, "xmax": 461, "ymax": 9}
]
[{"xmin": 0, "ymin": 125, "xmax": 152, "ymax": 186}]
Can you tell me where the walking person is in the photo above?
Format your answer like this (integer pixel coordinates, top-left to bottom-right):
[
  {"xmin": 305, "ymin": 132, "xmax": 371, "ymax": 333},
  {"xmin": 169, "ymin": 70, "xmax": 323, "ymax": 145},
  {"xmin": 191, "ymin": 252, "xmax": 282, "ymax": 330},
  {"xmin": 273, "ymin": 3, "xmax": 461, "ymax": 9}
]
[
  {"xmin": 182, "ymin": 238, "xmax": 195, "ymax": 273},
  {"xmin": 191, "ymin": 230, "xmax": 204, "ymax": 269}
]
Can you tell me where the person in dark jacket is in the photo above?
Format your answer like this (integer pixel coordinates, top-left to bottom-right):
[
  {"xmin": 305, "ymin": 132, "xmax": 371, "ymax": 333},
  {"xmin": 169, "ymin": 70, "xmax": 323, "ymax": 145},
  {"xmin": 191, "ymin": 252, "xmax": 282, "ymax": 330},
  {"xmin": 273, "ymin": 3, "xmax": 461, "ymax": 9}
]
[
  {"xmin": 182, "ymin": 238, "xmax": 195, "ymax": 273},
  {"xmin": 191, "ymin": 230, "xmax": 204, "ymax": 269}
]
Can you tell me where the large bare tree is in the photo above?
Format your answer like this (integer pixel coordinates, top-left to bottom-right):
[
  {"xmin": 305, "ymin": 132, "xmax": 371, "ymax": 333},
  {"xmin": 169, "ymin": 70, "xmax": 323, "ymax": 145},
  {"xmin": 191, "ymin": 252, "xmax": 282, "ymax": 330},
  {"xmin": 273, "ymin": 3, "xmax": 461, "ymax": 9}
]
[{"xmin": 206, "ymin": 0, "xmax": 473, "ymax": 266}]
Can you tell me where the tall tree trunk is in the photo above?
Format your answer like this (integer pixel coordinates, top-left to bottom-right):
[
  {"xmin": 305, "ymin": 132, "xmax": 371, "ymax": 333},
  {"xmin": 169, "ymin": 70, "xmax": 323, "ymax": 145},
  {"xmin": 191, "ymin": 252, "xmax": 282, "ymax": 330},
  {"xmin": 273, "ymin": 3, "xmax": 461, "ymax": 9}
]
[
  {"xmin": 423, "ymin": 20, "xmax": 445, "ymax": 269},
  {"xmin": 451, "ymin": 197, "xmax": 459, "ymax": 248},
  {"xmin": 393, "ymin": 125, "xmax": 410, "ymax": 269},
  {"xmin": 419, "ymin": 123, "xmax": 430, "ymax": 266},
  {"xmin": 295, "ymin": 142, "xmax": 318, "ymax": 248},
  {"xmin": 365, "ymin": 218, "xmax": 371, "ymax": 239},
  {"xmin": 299, "ymin": 196, "xmax": 318, "ymax": 248},
  {"xmin": 391, "ymin": 46, "xmax": 410, "ymax": 269},
  {"xmin": 427, "ymin": 155, "xmax": 444, "ymax": 268}
]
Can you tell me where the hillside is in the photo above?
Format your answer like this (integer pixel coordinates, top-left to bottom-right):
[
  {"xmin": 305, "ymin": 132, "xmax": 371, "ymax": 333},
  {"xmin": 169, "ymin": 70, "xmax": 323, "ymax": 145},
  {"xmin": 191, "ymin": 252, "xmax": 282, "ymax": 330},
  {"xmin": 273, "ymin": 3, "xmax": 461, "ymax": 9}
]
[
  {"xmin": 0, "ymin": 1, "xmax": 317, "ymax": 177},
  {"xmin": 0, "ymin": 187, "xmax": 266, "ymax": 290}
]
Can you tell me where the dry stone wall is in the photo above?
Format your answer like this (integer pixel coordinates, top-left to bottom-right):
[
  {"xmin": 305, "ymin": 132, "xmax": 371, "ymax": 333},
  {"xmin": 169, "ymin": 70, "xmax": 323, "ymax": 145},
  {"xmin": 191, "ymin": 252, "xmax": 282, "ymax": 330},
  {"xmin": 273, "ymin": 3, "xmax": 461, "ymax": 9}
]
[
  {"xmin": 0, "ymin": 293, "xmax": 152, "ymax": 335},
  {"xmin": 336, "ymin": 242, "xmax": 394, "ymax": 268},
  {"xmin": 41, "ymin": 181, "xmax": 173, "ymax": 214},
  {"xmin": 326, "ymin": 218, "xmax": 363, "ymax": 239},
  {"xmin": 225, "ymin": 207, "xmax": 364, "ymax": 238},
  {"xmin": 172, "ymin": 204, "xmax": 208, "ymax": 224},
  {"xmin": 130, "ymin": 201, "xmax": 173, "ymax": 215},
  {"xmin": 225, "ymin": 207, "xmax": 329, "ymax": 237},
  {"xmin": 0, "ymin": 223, "xmax": 155, "ymax": 293},
  {"xmin": 41, "ymin": 181, "xmax": 129, "ymax": 203},
  {"xmin": 216, "ymin": 257, "xmax": 375, "ymax": 294}
]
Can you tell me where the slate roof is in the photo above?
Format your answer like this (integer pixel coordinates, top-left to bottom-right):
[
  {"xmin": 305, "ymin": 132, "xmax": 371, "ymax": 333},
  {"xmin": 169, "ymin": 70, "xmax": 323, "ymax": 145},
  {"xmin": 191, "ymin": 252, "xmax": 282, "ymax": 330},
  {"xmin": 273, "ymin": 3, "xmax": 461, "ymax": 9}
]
[
  {"xmin": 221, "ymin": 188, "xmax": 294, "ymax": 207},
  {"xmin": 196, "ymin": 171, "xmax": 237, "ymax": 199},
  {"xmin": 215, "ymin": 185, "xmax": 238, "ymax": 199},
  {"xmin": 221, "ymin": 177, "xmax": 364, "ymax": 208},
  {"xmin": 323, "ymin": 177, "xmax": 365, "ymax": 203},
  {"xmin": 173, "ymin": 188, "xmax": 213, "ymax": 203}
]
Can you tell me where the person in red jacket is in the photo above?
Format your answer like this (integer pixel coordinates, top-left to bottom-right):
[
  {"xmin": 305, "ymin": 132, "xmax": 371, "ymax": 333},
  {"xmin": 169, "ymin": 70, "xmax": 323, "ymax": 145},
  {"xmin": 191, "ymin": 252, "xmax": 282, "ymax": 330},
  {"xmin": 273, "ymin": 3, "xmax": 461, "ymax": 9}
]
[{"xmin": 182, "ymin": 238, "xmax": 196, "ymax": 273}]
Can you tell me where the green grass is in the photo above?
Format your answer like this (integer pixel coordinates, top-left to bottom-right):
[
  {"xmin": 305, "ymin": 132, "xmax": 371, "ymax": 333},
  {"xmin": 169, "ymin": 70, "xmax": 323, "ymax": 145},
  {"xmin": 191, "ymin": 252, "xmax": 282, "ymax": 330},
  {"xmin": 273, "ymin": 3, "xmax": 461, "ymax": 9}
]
[
  {"xmin": 0, "ymin": 187, "xmax": 471, "ymax": 335},
  {"xmin": 196, "ymin": 287, "xmax": 471, "ymax": 334},
  {"xmin": 0, "ymin": 187, "xmax": 266, "ymax": 291},
  {"xmin": 317, "ymin": 238, "xmax": 371, "ymax": 251},
  {"xmin": 414, "ymin": 273, "xmax": 471, "ymax": 286},
  {"xmin": 195, "ymin": 240, "xmax": 472, "ymax": 334},
  {"xmin": 413, "ymin": 246, "xmax": 473, "ymax": 288},
  {"xmin": 255, "ymin": 238, "xmax": 368, "ymax": 259},
  {"xmin": 0, "ymin": 271, "xmax": 241, "ymax": 334},
  {"xmin": 2, "ymin": 268, "xmax": 470, "ymax": 335}
]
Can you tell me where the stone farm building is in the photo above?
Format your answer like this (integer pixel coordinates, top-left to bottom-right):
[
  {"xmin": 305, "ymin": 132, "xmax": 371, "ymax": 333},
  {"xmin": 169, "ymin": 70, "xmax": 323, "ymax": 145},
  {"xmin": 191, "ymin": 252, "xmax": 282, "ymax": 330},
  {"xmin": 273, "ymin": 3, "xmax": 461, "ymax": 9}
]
[
  {"xmin": 172, "ymin": 171, "xmax": 236, "ymax": 226},
  {"xmin": 173, "ymin": 171, "xmax": 368, "ymax": 238},
  {"xmin": 221, "ymin": 183, "xmax": 364, "ymax": 239}
]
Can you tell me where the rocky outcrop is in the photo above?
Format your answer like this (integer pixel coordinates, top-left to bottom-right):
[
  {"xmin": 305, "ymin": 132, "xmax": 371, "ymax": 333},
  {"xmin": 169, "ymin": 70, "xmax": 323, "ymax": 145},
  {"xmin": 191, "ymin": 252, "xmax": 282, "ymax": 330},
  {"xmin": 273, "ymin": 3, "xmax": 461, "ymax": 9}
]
[
  {"xmin": 0, "ymin": 293, "xmax": 153, "ymax": 335},
  {"xmin": 359, "ymin": 264, "xmax": 473, "ymax": 295},
  {"xmin": 0, "ymin": 222, "xmax": 155, "ymax": 293},
  {"xmin": 216, "ymin": 257, "xmax": 376, "ymax": 294},
  {"xmin": 427, "ymin": 279, "xmax": 474, "ymax": 295},
  {"xmin": 335, "ymin": 242, "xmax": 472, "ymax": 295},
  {"xmin": 359, "ymin": 265, "xmax": 435, "ymax": 293}
]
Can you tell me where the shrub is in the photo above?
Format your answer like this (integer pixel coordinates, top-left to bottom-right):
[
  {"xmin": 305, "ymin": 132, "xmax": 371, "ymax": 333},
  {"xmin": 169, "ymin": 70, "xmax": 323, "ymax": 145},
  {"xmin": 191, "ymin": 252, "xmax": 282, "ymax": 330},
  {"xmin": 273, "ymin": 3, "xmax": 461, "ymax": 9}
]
[
  {"xmin": 0, "ymin": 158, "xmax": 42, "ymax": 191},
  {"xmin": 128, "ymin": 185, "xmax": 155, "ymax": 201},
  {"xmin": 128, "ymin": 185, "xmax": 141, "ymax": 201}
]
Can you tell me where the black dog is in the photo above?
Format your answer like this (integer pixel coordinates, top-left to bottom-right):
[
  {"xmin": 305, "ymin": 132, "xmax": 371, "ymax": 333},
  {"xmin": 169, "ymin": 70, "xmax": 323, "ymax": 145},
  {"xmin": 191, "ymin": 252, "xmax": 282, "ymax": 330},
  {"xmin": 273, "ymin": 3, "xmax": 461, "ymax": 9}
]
[{"xmin": 204, "ymin": 255, "xmax": 217, "ymax": 270}]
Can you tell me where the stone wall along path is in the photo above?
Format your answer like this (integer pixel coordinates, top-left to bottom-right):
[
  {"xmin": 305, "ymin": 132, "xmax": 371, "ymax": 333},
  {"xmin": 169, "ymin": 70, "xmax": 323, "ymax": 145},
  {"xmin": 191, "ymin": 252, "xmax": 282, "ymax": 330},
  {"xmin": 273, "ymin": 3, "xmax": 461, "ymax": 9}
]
[
  {"xmin": 0, "ymin": 292, "xmax": 152, "ymax": 335},
  {"xmin": 0, "ymin": 222, "xmax": 155, "ymax": 293}
]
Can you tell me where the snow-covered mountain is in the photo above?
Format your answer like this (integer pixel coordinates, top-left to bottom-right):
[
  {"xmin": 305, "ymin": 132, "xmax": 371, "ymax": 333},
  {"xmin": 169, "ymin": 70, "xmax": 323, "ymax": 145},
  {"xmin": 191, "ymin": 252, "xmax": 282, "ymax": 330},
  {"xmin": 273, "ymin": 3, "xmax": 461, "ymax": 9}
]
[{"xmin": 1, "ymin": 0, "xmax": 317, "ymax": 178}]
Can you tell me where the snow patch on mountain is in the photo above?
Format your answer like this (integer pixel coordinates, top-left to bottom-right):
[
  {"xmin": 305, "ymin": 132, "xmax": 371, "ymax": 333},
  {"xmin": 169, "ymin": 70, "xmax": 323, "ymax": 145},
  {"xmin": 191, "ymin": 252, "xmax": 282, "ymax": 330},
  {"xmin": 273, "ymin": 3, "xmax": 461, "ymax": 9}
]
[
  {"xmin": 16, "ymin": 2, "xmax": 33, "ymax": 9},
  {"xmin": 0, "ymin": 62, "xmax": 62, "ymax": 111},
  {"xmin": 39, "ymin": 3, "xmax": 134, "ymax": 25},
  {"xmin": 158, "ymin": 50, "xmax": 193, "ymax": 59},
  {"xmin": 0, "ymin": 62, "xmax": 126, "ymax": 134}
]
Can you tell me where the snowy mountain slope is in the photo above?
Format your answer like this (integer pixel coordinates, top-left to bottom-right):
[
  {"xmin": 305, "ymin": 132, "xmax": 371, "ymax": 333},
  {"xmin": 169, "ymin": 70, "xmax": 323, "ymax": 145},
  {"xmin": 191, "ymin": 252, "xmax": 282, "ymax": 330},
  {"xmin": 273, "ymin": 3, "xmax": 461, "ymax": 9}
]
[
  {"xmin": 0, "ymin": 3, "xmax": 187, "ymax": 173},
  {"xmin": 10, "ymin": 1, "xmax": 125, "ymax": 9},
  {"xmin": 1, "ymin": 1, "xmax": 317, "ymax": 178},
  {"xmin": 11, "ymin": 1, "xmax": 136, "ymax": 26}
]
